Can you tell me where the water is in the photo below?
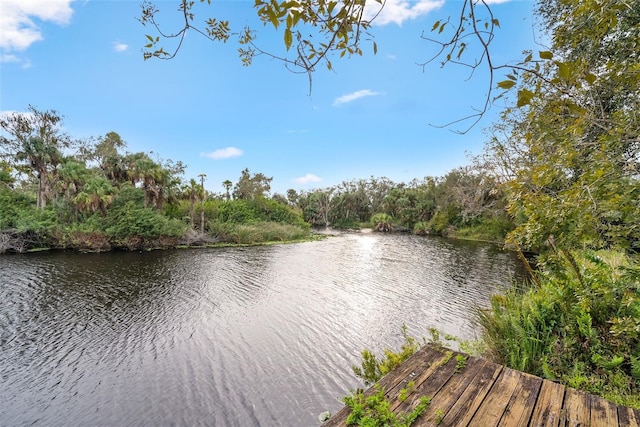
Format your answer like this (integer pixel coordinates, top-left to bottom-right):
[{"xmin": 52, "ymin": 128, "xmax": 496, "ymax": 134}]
[{"xmin": 0, "ymin": 232, "xmax": 526, "ymax": 426}]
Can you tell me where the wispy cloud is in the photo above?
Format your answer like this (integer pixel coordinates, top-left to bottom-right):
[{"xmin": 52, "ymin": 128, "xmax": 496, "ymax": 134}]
[
  {"xmin": 365, "ymin": 0, "xmax": 444, "ymax": 26},
  {"xmin": 334, "ymin": 89, "xmax": 382, "ymax": 106},
  {"xmin": 294, "ymin": 173, "xmax": 323, "ymax": 184},
  {"xmin": 1, "ymin": 53, "xmax": 31, "ymax": 68},
  {"xmin": 113, "ymin": 42, "xmax": 128, "ymax": 53},
  {"xmin": 0, "ymin": 0, "xmax": 74, "ymax": 51},
  {"xmin": 200, "ymin": 147, "xmax": 243, "ymax": 160},
  {"xmin": 484, "ymin": 0, "xmax": 511, "ymax": 4}
]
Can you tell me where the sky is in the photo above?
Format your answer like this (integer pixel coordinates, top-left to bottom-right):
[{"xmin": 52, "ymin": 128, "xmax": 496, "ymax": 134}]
[{"xmin": 0, "ymin": 0, "xmax": 540, "ymax": 195}]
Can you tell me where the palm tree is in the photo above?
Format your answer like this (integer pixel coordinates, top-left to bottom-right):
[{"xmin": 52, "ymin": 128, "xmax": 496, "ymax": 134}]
[
  {"xmin": 222, "ymin": 179, "xmax": 232, "ymax": 201},
  {"xmin": 73, "ymin": 177, "xmax": 114, "ymax": 215},
  {"xmin": 56, "ymin": 159, "xmax": 89, "ymax": 200}
]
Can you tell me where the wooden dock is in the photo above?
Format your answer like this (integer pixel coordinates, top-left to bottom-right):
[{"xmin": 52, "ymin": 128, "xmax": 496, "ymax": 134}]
[{"xmin": 323, "ymin": 345, "xmax": 640, "ymax": 426}]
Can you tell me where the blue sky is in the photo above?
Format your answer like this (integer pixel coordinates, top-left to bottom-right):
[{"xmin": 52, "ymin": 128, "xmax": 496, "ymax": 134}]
[{"xmin": 0, "ymin": 0, "xmax": 539, "ymax": 195}]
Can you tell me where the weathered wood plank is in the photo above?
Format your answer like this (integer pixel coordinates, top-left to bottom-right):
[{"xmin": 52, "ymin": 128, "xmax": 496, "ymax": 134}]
[
  {"xmin": 498, "ymin": 370, "xmax": 543, "ymax": 426},
  {"xmin": 413, "ymin": 356, "xmax": 491, "ymax": 426},
  {"xmin": 528, "ymin": 380, "xmax": 566, "ymax": 427},
  {"xmin": 467, "ymin": 366, "xmax": 521, "ymax": 426},
  {"xmin": 590, "ymin": 394, "xmax": 619, "ymax": 427},
  {"xmin": 618, "ymin": 406, "xmax": 640, "ymax": 427},
  {"xmin": 322, "ymin": 346, "xmax": 639, "ymax": 427},
  {"xmin": 562, "ymin": 388, "xmax": 590, "ymax": 427},
  {"xmin": 437, "ymin": 359, "xmax": 503, "ymax": 426},
  {"xmin": 390, "ymin": 349, "xmax": 459, "ymax": 414},
  {"xmin": 388, "ymin": 349, "xmax": 458, "ymax": 412}
]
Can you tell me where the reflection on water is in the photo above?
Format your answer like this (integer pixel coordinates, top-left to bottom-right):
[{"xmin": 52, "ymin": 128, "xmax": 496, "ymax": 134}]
[{"xmin": 0, "ymin": 233, "xmax": 526, "ymax": 426}]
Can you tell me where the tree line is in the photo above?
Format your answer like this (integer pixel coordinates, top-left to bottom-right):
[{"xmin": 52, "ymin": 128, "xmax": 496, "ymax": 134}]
[
  {"xmin": 0, "ymin": 111, "xmax": 310, "ymax": 253},
  {"xmin": 0, "ymin": 105, "xmax": 512, "ymax": 253}
]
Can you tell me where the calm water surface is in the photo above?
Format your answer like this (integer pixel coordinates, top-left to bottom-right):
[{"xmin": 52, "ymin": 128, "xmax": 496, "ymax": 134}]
[{"xmin": 0, "ymin": 232, "xmax": 526, "ymax": 426}]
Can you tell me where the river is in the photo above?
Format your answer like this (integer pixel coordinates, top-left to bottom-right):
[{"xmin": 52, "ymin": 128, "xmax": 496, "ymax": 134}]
[{"xmin": 0, "ymin": 232, "xmax": 527, "ymax": 426}]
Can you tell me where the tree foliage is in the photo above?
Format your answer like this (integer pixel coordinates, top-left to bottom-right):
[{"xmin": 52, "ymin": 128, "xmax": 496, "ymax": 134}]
[
  {"xmin": 232, "ymin": 168, "xmax": 272, "ymax": 200},
  {"xmin": 476, "ymin": 0, "xmax": 640, "ymax": 256},
  {"xmin": 0, "ymin": 106, "xmax": 73, "ymax": 209}
]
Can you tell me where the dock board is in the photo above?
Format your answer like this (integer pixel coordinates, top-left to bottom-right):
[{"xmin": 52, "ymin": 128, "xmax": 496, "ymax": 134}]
[{"xmin": 323, "ymin": 345, "xmax": 640, "ymax": 427}]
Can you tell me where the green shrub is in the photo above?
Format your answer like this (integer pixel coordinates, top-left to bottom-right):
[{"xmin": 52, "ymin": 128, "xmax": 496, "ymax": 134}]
[
  {"xmin": 478, "ymin": 250, "xmax": 640, "ymax": 408},
  {"xmin": 371, "ymin": 213, "xmax": 393, "ymax": 232},
  {"xmin": 210, "ymin": 221, "xmax": 310, "ymax": 245},
  {"xmin": 353, "ymin": 325, "xmax": 423, "ymax": 386},
  {"xmin": 343, "ymin": 386, "xmax": 430, "ymax": 427},
  {"xmin": 413, "ymin": 221, "xmax": 429, "ymax": 236}
]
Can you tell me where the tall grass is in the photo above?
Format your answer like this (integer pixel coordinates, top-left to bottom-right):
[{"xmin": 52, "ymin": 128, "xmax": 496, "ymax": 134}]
[{"xmin": 208, "ymin": 221, "xmax": 311, "ymax": 245}]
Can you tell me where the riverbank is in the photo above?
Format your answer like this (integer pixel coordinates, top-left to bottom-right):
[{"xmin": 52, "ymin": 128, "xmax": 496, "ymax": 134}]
[{"xmin": 0, "ymin": 222, "xmax": 318, "ymax": 254}]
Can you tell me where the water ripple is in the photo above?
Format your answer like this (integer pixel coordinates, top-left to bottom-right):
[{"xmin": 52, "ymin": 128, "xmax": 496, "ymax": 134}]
[{"xmin": 0, "ymin": 234, "xmax": 526, "ymax": 426}]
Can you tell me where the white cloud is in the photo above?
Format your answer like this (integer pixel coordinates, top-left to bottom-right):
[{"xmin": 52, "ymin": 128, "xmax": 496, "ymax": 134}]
[
  {"xmin": 0, "ymin": 54, "xmax": 19, "ymax": 63},
  {"xmin": 365, "ymin": 0, "xmax": 444, "ymax": 26},
  {"xmin": 0, "ymin": 0, "xmax": 75, "ymax": 51},
  {"xmin": 113, "ymin": 42, "xmax": 128, "ymax": 53},
  {"xmin": 333, "ymin": 89, "xmax": 382, "ymax": 106},
  {"xmin": 200, "ymin": 147, "xmax": 243, "ymax": 160},
  {"xmin": 484, "ymin": 0, "xmax": 511, "ymax": 4},
  {"xmin": 294, "ymin": 173, "xmax": 323, "ymax": 184}
]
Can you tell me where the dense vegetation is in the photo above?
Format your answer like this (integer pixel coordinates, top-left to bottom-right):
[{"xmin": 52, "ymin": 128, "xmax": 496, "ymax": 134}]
[
  {"xmin": 473, "ymin": 0, "xmax": 640, "ymax": 408},
  {"xmin": 0, "ymin": 118, "xmax": 313, "ymax": 253}
]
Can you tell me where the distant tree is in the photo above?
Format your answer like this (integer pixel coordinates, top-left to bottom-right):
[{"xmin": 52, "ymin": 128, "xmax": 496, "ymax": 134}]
[
  {"xmin": 286, "ymin": 188, "xmax": 299, "ymax": 206},
  {"xmin": 232, "ymin": 168, "xmax": 272, "ymax": 200},
  {"xmin": 0, "ymin": 106, "xmax": 74, "ymax": 209},
  {"xmin": 271, "ymin": 193, "xmax": 288, "ymax": 205},
  {"xmin": 222, "ymin": 179, "xmax": 232, "ymax": 201}
]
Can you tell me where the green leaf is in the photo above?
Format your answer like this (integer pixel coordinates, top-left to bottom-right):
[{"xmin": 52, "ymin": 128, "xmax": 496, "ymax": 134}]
[
  {"xmin": 517, "ymin": 88, "xmax": 534, "ymax": 107},
  {"xmin": 268, "ymin": 11, "xmax": 279, "ymax": 28},
  {"xmin": 146, "ymin": 34, "xmax": 154, "ymax": 42},
  {"xmin": 498, "ymin": 80, "xmax": 516, "ymax": 89},
  {"xmin": 328, "ymin": 1, "xmax": 337, "ymax": 15},
  {"xmin": 431, "ymin": 20, "xmax": 440, "ymax": 31},
  {"xmin": 557, "ymin": 61, "xmax": 571, "ymax": 80},
  {"xmin": 585, "ymin": 73, "xmax": 597, "ymax": 84},
  {"xmin": 492, "ymin": 19, "xmax": 500, "ymax": 28},
  {"xmin": 539, "ymin": 51, "xmax": 553, "ymax": 60},
  {"xmin": 373, "ymin": 41, "xmax": 377, "ymax": 55},
  {"xmin": 284, "ymin": 28, "xmax": 292, "ymax": 50}
]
